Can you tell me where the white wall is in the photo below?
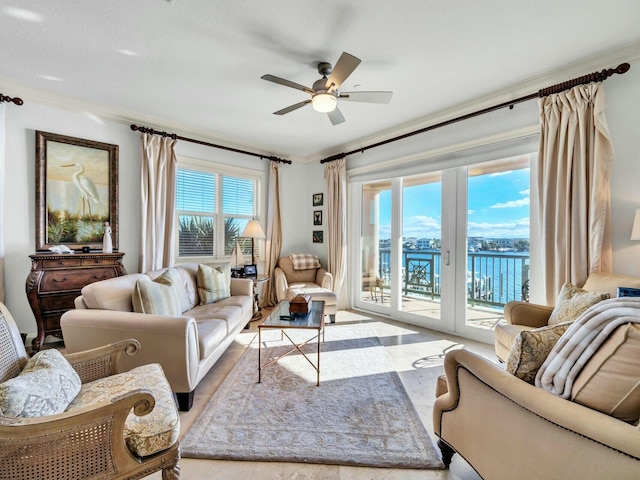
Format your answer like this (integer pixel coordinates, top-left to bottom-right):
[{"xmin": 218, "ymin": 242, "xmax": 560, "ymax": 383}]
[{"xmin": 278, "ymin": 161, "xmax": 328, "ymax": 264}]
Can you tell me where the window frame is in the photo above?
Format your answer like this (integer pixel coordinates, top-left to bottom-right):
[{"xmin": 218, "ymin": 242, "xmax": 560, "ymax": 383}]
[{"xmin": 175, "ymin": 156, "xmax": 264, "ymax": 263}]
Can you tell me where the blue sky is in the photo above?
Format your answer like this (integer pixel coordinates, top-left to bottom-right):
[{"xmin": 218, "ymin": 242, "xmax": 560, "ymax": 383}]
[{"xmin": 378, "ymin": 168, "xmax": 530, "ymax": 240}]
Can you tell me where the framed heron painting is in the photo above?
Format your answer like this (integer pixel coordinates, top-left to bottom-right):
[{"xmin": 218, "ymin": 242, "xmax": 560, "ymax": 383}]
[{"xmin": 35, "ymin": 131, "xmax": 119, "ymax": 251}]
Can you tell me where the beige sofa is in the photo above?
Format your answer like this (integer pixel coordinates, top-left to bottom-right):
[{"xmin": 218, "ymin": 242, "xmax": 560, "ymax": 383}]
[
  {"xmin": 61, "ymin": 263, "xmax": 253, "ymax": 411},
  {"xmin": 495, "ymin": 272, "xmax": 640, "ymax": 361},
  {"xmin": 274, "ymin": 255, "xmax": 338, "ymax": 323},
  {"xmin": 433, "ymin": 347, "xmax": 640, "ymax": 480}
]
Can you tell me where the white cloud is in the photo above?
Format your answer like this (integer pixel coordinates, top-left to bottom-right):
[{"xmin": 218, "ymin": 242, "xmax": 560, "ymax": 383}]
[
  {"xmin": 519, "ymin": 189, "xmax": 530, "ymax": 196},
  {"xmin": 489, "ymin": 170, "xmax": 512, "ymax": 177},
  {"xmin": 490, "ymin": 197, "xmax": 530, "ymax": 209}
]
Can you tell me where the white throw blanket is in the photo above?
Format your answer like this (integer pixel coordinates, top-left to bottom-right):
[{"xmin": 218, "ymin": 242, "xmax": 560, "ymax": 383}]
[{"xmin": 535, "ymin": 297, "xmax": 640, "ymax": 398}]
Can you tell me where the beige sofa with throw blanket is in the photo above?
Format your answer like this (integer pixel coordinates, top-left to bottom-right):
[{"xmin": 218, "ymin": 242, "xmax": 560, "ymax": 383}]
[
  {"xmin": 61, "ymin": 263, "xmax": 253, "ymax": 411},
  {"xmin": 434, "ymin": 296, "xmax": 640, "ymax": 479},
  {"xmin": 494, "ymin": 272, "xmax": 640, "ymax": 361}
]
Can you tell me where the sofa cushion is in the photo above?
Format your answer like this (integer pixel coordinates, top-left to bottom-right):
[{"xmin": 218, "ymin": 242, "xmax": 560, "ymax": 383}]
[
  {"xmin": 197, "ymin": 263, "xmax": 231, "ymax": 305},
  {"xmin": 81, "ymin": 273, "xmax": 148, "ymax": 311},
  {"xmin": 132, "ymin": 277, "xmax": 182, "ymax": 316},
  {"xmin": 194, "ymin": 319, "xmax": 228, "ymax": 360},
  {"xmin": 571, "ymin": 323, "xmax": 640, "ymax": 423},
  {"xmin": 506, "ymin": 322, "xmax": 572, "ymax": 384},
  {"xmin": 548, "ymin": 283, "xmax": 609, "ymax": 326},
  {"xmin": 187, "ymin": 301, "xmax": 247, "ymax": 335},
  {"xmin": 67, "ymin": 363, "xmax": 179, "ymax": 457},
  {"xmin": 0, "ymin": 349, "xmax": 81, "ymax": 417}
]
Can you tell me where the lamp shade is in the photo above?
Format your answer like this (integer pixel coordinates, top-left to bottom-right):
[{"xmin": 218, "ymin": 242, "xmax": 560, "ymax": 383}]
[
  {"xmin": 631, "ymin": 208, "xmax": 640, "ymax": 241},
  {"xmin": 241, "ymin": 220, "xmax": 266, "ymax": 239}
]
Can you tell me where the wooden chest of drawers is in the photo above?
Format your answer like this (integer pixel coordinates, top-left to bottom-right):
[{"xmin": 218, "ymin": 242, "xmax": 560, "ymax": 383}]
[{"xmin": 26, "ymin": 252, "xmax": 127, "ymax": 353}]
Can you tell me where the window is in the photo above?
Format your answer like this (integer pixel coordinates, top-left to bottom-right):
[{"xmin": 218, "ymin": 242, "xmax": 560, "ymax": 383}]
[{"xmin": 176, "ymin": 159, "xmax": 262, "ymax": 260}]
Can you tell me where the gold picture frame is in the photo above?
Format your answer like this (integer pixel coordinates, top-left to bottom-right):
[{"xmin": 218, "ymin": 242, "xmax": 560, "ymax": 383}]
[{"xmin": 35, "ymin": 131, "xmax": 119, "ymax": 251}]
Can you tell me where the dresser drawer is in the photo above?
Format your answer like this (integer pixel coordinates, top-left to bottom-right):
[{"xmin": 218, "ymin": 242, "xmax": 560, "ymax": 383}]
[
  {"xmin": 81, "ymin": 257, "xmax": 122, "ymax": 267},
  {"xmin": 40, "ymin": 268, "xmax": 117, "ymax": 292},
  {"xmin": 40, "ymin": 257, "xmax": 83, "ymax": 268},
  {"xmin": 39, "ymin": 293, "xmax": 79, "ymax": 312}
]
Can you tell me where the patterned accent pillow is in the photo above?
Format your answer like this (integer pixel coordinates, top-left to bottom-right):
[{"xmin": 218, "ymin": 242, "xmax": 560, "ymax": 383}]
[
  {"xmin": 548, "ymin": 283, "xmax": 610, "ymax": 326},
  {"xmin": 506, "ymin": 322, "xmax": 573, "ymax": 384},
  {"xmin": 0, "ymin": 349, "xmax": 81, "ymax": 417},
  {"xmin": 290, "ymin": 253, "xmax": 321, "ymax": 271},
  {"xmin": 197, "ymin": 263, "xmax": 231, "ymax": 305},
  {"xmin": 132, "ymin": 276, "xmax": 182, "ymax": 315}
]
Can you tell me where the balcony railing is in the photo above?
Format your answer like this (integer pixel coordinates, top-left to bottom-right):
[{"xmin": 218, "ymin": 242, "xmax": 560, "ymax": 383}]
[{"xmin": 374, "ymin": 249, "xmax": 530, "ymax": 308}]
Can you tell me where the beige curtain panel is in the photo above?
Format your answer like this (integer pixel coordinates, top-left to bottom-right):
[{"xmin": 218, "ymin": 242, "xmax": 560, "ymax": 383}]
[
  {"xmin": 324, "ymin": 158, "xmax": 348, "ymax": 309},
  {"xmin": 139, "ymin": 133, "xmax": 177, "ymax": 272},
  {"xmin": 536, "ymin": 83, "xmax": 614, "ymax": 304},
  {"xmin": 260, "ymin": 161, "xmax": 282, "ymax": 307}
]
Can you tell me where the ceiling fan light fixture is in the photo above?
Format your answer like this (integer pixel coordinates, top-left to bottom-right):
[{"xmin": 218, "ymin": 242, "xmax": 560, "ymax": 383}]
[{"xmin": 312, "ymin": 92, "xmax": 337, "ymax": 113}]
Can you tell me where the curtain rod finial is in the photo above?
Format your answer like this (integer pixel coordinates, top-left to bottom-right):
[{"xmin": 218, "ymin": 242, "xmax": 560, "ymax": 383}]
[{"xmin": 616, "ymin": 63, "xmax": 631, "ymax": 74}]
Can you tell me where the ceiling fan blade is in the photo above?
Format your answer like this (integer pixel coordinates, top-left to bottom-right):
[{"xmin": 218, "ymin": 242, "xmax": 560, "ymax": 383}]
[
  {"xmin": 274, "ymin": 100, "xmax": 311, "ymax": 115},
  {"xmin": 261, "ymin": 74, "xmax": 314, "ymax": 95},
  {"xmin": 339, "ymin": 91, "xmax": 393, "ymax": 104},
  {"xmin": 327, "ymin": 107, "xmax": 345, "ymax": 126},
  {"xmin": 325, "ymin": 52, "xmax": 361, "ymax": 91}
]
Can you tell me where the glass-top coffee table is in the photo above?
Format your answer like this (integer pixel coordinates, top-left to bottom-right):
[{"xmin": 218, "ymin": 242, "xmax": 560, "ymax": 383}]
[{"xmin": 258, "ymin": 300, "xmax": 325, "ymax": 386}]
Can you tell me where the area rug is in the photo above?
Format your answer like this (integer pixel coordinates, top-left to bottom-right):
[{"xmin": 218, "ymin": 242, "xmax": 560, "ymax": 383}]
[{"xmin": 181, "ymin": 325, "xmax": 444, "ymax": 469}]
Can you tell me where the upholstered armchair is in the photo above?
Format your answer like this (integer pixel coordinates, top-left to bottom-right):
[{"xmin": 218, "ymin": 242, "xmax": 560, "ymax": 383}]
[
  {"xmin": 494, "ymin": 272, "xmax": 640, "ymax": 361},
  {"xmin": 0, "ymin": 302, "xmax": 180, "ymax": 480},
  {"xmin": 274, "ymin": 254, "xmax": 338, "ymax": 323}
]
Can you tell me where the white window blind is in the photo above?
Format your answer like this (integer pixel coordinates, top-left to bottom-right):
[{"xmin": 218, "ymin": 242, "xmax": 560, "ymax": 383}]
[{"xmin": 176, "ymin": 164, "xmax": 259, "ymax": 259}]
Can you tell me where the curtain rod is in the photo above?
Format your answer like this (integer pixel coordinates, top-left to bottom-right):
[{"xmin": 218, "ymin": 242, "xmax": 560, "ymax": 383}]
[
  {"xmin": 130, "ymin": 124, "xmax": 292, "ymax": 164},
  {"xmin": 0, "ymin": 93, "xmax": 24, "ymax": 105},
  {"xmin": 320, "ymin": 62, "xmax": 630, "ymax": 164}
]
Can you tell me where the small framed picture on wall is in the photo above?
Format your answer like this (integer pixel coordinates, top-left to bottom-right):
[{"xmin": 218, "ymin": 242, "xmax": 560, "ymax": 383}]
[
  {"xmin": 313, "ymin": 210, "xmax": 322, "ymax": 225},
  {"xmin": 312, "ymin": 230, "xmax": 323, "ymax": 243},
  {"xmin": 312, "ymin": 193, "xmax": 323, "ymax": 206}
]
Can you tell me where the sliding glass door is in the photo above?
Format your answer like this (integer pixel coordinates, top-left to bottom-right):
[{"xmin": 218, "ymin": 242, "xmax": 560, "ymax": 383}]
[{"xmin": 353, "ymin": 153, "xmax": 534, "ymax": 342}]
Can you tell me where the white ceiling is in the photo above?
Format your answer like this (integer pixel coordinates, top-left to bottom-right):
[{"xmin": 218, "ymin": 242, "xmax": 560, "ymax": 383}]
[{"xmin": 1, "ymin": 0, "xmax": 640, "ymax": 162}]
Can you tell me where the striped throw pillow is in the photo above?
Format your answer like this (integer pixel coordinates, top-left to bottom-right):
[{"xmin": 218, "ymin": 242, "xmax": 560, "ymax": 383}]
[
  {"xmin": 197, "ymin": 264, "xmax": 231, "ymax": 305},
  {"xmin": 132, "ymin": 277, "xmax": 182, "ymax": 316}
]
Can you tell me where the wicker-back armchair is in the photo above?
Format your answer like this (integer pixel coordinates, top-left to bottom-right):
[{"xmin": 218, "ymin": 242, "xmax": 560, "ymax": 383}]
[{"xmin": 0, "ymin": 302, "xmax": 180, "ymax": 480}]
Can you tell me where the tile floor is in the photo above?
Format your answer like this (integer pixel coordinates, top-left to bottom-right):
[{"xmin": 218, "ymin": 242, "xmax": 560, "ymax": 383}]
[{"xmin": 148, "ymin": 309, "xmax": 498, "ymax": 480}]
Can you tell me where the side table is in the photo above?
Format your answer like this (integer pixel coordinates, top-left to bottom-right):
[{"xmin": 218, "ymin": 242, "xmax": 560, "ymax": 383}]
[{"xmin": 249, "ymin": 275, "xmax": 270, "ymax": 321}]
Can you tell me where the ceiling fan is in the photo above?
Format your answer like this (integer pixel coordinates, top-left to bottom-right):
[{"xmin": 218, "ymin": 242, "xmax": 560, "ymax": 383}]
[{"xmin": 261, "ymin": 52, "xmax": 393, "ymax": 125}]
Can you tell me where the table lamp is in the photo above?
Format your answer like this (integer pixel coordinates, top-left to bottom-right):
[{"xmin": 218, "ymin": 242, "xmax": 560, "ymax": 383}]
[{"xmin": 241, "ymin": 220, "xmax": 266, "ymax": 267}]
